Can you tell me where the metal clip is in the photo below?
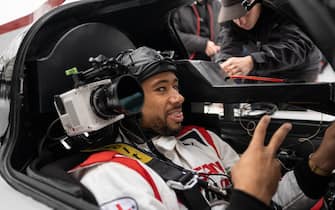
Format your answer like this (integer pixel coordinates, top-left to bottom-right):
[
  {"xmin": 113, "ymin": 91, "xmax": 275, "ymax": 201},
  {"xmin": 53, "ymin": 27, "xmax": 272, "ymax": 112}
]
[{"xmin": 167, "ymin": 174, "xmax": 199, "ymax": 190}]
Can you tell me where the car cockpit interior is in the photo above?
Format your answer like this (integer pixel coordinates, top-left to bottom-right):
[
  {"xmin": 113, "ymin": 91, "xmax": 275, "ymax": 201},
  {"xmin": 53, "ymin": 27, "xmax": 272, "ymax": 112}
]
[{"xmin": 4, "ymin": 0, "xmax": 335, "ymax": 209}]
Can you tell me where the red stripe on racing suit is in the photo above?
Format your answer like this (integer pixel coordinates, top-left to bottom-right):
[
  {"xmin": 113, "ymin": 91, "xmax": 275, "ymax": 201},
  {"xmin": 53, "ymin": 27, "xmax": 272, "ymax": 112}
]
[
  {"xmin": 71, "ymin": 151, "xmax": 162, "ymax": 202},
  {"xmin": 178, "ymin": 125, "xmax": 221, "ymax": 159}
]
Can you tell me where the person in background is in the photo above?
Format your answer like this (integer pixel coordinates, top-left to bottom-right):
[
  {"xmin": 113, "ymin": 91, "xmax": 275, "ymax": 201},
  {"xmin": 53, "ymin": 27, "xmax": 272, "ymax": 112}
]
[
  {"xmin": 173, "ymin": 0, "xmax": 221, "ymax": 60},
  {"xmin": 213, "ymin": 0, "xmax": 322, "ymax": 82}
]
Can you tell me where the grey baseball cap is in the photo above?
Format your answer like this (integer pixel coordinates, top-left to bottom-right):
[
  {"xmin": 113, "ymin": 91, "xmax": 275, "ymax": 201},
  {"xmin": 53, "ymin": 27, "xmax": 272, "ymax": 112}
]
[{"xmin": 218, "ymin": 0, "xmax": 247, "ymax": 23}]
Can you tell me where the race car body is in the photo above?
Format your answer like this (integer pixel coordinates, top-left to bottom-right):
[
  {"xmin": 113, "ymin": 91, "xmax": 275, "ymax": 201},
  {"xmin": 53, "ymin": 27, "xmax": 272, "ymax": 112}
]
[{"xmin": 0, "ymin": 0, "xmax": 335, "ymax": 209}]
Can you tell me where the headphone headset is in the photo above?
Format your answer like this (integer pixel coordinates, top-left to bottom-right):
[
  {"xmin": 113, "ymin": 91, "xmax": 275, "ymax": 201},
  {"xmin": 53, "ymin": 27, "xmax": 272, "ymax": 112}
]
[{"xmin": 241, "ymin": 0, "xmax": 262, "ymax": 11}]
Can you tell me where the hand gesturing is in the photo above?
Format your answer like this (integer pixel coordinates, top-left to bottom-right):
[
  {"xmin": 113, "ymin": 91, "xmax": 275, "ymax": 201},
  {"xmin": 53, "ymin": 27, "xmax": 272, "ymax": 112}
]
[{"xmin": 231, "ymin": 115, "xmax": 292, "ymax": 205}]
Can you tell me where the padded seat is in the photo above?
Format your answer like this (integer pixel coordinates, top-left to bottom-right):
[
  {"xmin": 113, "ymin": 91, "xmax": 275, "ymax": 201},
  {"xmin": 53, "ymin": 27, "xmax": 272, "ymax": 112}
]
[
  {"xmin": 27, "ymin": 22, "xmax": 136, "ymax": 205},
  {"xmin": 34, "ymin": 22, "xmax": 135, "ymax": 113},
  {"xmin": 27, "ymin": 152, "xmax": 97, "ymax": 204}
]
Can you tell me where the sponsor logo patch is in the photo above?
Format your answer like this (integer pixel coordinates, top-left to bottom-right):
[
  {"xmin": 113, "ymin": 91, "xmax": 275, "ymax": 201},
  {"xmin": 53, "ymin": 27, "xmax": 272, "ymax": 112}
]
[{"xmin": 101, "ymin": 197, "xmax": 138, "ymax": 210}]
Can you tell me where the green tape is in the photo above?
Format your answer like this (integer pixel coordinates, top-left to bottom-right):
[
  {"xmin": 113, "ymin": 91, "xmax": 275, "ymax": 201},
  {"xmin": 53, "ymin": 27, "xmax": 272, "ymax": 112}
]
[{"xmin": 65, "ymin": 67, "xmax": 78, "ymax": 76}]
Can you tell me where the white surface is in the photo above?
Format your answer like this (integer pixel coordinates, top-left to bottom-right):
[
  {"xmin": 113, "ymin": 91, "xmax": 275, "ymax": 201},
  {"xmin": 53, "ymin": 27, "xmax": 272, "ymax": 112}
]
[
  {"xmin": 0, "ymin": 176, "xmax": 50, "ymax": 209},
  {"xmin": 0, "ymin": 99, "xmax": 9, "ymax": 135},
  {"xmin": 317, "ymin": 63, "xmax": 335, "ymax": 82},
  {"xmin": 0, "ymin": 0, "xmax": 46, "ymax": 24},
  {"xmin": 0, "ymin": 0, "xmax": 81, "ymax": 25},
  {"xmin": 271, "ymin": 110, "xmax": 335, "ymax": 121}
]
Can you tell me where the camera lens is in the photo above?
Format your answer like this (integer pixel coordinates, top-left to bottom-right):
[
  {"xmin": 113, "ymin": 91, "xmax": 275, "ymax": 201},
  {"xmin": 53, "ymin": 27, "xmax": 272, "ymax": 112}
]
[{"xmin": 91, "ymin": 75, "xmax": 144, "ymax": 119}]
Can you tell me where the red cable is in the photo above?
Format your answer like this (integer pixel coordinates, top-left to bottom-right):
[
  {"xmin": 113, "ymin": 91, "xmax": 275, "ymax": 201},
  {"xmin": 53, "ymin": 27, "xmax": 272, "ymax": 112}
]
[{"xmin": 229, "ymin": 75, "xmax": 285, "ymax": 83}]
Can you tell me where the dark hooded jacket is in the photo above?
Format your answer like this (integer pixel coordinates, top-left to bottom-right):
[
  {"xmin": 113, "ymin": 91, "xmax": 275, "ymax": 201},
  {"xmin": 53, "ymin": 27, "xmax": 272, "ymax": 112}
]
[
  {"xmin": 213, "ymin": 1, "xmax": 322, "ymax": 82},
  {"xmin": 173, "ymin": 0, "xmax": 221, "ymax": 60}
]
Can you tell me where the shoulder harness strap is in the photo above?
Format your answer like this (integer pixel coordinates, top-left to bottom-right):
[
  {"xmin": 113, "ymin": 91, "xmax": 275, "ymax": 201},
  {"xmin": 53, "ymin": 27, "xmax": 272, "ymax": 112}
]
[{"xmin": 82, "ymin": 143, "xmax": 211, "ymax": 210}]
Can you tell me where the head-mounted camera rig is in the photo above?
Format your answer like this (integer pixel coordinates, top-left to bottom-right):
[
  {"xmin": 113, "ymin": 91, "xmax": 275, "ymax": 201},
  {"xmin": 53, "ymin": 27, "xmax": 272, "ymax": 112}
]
[{"xmin": 54, "ymin": 54, "xmax": 144, "ymax": 137}]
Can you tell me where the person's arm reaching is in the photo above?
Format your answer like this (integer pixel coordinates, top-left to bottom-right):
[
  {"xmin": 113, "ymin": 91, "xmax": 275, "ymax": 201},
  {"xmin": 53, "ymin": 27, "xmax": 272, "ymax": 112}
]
[
  {"xmin": 294, "ymin": 122, "xmax": 335, "ymax": 199},
  {"xmin": 213, "ymin": 23, "xmax": 244, "ymax": 63},
  {"xmin": 215, "ymin": 22, "xmax": 321, "ymax": 77}
]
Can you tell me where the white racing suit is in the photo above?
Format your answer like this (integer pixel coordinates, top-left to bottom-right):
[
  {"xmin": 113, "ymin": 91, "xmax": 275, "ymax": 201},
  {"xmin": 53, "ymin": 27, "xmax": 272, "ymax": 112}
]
[{"xmin": 69, "ymin": 126, "xmax": 313, "ymax": 210}]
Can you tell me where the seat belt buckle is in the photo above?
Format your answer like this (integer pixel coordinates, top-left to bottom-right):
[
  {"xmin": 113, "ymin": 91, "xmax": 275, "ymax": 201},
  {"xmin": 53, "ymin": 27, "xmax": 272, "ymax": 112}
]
[{"xmin": 166, "ymin": 174, "xmax": 199, "ymax": 190}]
